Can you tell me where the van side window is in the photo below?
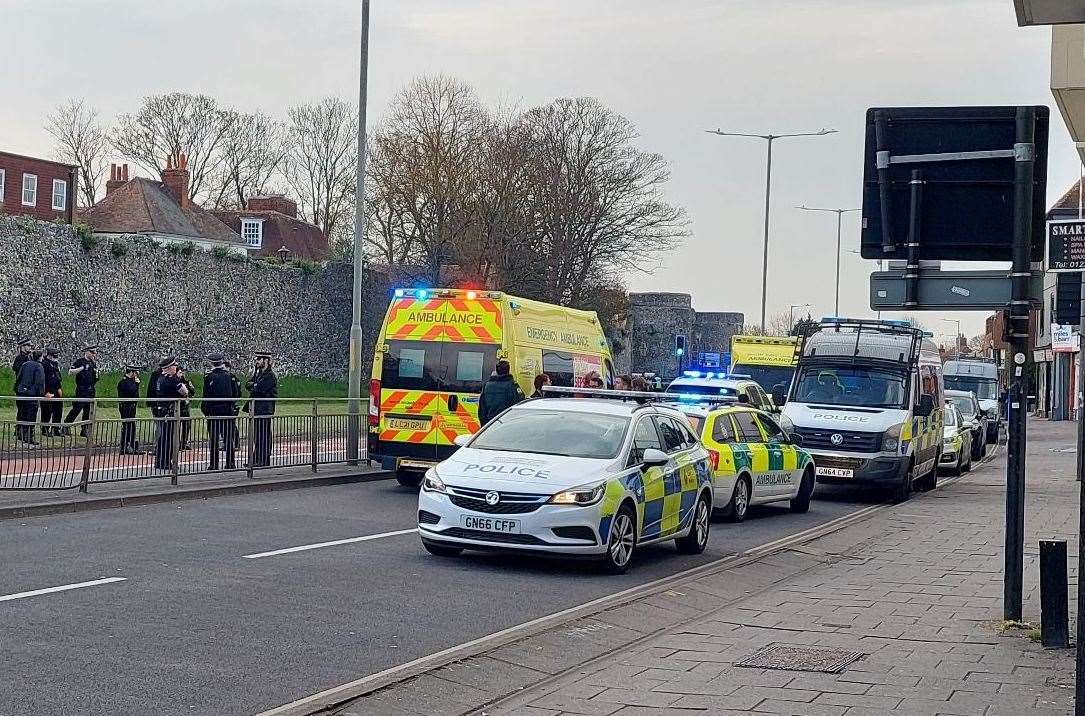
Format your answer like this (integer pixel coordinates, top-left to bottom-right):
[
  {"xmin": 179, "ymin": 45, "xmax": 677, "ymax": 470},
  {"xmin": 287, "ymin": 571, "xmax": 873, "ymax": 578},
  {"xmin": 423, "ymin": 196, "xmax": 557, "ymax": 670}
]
[
  {"xmin": 919, "ymin": 365, "xmax": 939, "ymax": 408},
  {"xmin": 542, "ymin": 351, "xmax": 575, "ymax": 387}
]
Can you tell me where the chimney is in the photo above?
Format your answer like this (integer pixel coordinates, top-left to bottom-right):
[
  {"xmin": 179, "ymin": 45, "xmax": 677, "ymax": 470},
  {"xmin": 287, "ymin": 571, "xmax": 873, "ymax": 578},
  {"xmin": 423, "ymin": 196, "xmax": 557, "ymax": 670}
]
[
  {"xmin": 105, "ymin": 163, "xmax": 129, "ymax": 196},
  {"xmin": 161, "ymin": 150, "xmax": 190, "ymax": 208},
  {"xmin": 246, "ymin": 194, "xmax": 298, "ymax": 218}
]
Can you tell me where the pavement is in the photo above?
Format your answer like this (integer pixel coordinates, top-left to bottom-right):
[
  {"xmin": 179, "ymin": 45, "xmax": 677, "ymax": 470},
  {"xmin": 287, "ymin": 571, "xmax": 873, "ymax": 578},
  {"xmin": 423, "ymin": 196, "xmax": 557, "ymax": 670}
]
[{"xmin": 324, "ymin": 422, "xmax": 1078, "ymax": 716}]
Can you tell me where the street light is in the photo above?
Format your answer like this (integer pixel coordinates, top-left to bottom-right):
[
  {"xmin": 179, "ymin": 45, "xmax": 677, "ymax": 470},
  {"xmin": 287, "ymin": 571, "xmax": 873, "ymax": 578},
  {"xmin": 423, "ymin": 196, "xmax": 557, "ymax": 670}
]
[
  {"xmin": 347, "ymin": 0, "xmax": 371, "ymax": 465},
  {"xmin": 789, "ymin": 303, "xmax": 812, "ymax": 332},
  {"xmin": 277, "ymin": 245, "xmax": 291, "ymax": 263},
  {"xmin": 705, "ymin": 127, "xmax": 837, "ymax": 332},
  {"xmin": 941, "ymin": 318, "xmax": 962, "ymax": 356},
  {"xmin": 797, "ymin": 205, "xmax": 860, "ymax": 316}
]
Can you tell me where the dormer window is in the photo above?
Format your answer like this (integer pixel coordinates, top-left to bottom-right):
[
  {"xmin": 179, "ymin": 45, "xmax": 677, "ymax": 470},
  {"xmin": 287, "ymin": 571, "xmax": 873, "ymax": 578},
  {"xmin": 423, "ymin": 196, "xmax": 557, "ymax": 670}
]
[{"xmin": 241, "ymin": 218, "xmax": 263, "ymax": 248}]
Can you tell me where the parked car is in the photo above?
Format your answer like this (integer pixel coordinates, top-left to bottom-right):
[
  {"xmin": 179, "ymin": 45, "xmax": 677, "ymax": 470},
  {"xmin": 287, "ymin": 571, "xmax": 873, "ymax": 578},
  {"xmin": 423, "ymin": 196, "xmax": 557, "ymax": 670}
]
[
  {"xmin": 939, "ymin": 402, "xmax": 973, "ymax": 476},
  {"xmin": 945, "ymin": 389, "xmax": 987, "ymax": 462}
]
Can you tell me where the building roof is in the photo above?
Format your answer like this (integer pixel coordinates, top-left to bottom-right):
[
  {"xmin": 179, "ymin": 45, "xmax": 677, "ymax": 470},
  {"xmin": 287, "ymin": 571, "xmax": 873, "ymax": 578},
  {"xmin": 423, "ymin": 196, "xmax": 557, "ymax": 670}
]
[
  {"xmin": 1049, "ymin": 180, "xmax": 1085, "ymax": 217},
  {"xmin": 212, "ymin": 209, "xmax": 327, "ymax": 260},
  {"xmin": 81, "ymin": 177, "xmax": 242, "ymax": 244},
  {"xmin": 0, "ymin": 150, "xmax": 77, "ymax": 171}
]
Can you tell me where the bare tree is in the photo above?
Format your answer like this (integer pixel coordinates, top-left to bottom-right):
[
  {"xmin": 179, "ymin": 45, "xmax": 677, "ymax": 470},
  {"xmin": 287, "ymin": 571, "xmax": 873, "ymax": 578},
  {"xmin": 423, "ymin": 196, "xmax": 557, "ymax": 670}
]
[
  {"xmin": 45, "ymin": 99, "xmax": 109, "ymax": 207},
  {"xmin": 111, "ymin": 93, "xmax": 233, "ymax": 202},
  {"xmin": 207, "ymin": 111, "xmax": 288, "ymax": 210},
  {"xmin": 282, "ymin": 98, "xmax": 358, "ymax": 242}
]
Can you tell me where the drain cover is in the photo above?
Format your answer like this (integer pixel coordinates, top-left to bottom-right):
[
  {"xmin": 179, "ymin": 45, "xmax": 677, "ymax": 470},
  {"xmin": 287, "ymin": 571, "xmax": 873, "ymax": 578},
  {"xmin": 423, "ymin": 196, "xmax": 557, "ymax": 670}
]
[{"xmin": 735, "ymin": 643, "xmax": 864, "ymax": 673}]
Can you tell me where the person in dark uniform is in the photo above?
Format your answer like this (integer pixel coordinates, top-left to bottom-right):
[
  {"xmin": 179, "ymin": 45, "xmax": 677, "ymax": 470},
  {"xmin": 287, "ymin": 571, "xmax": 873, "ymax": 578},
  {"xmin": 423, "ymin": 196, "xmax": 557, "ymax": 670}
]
[
  {"xmin": 118, "ymin": 365, "xmax": 143, "ymax": 455},
  {"xmin": 177, "ymin": 367, "xmax": 196, "ymax": 451},
  {"xmin": 63, "ymin": 344, "xmax": 100, "ymax": 438},
  {"xmin": 12, "ymin": 338, "xmax": 32, "ymax": 375},
  {"xmin": 14, "ymin": 350, "xmax": 44, "ymax": 445},
  {"xmin": 201, "ymin": 353, "xmax": 240, "ymax": 470},
  {"xmin": 246, "ymin": 351, "xmax": 278, "ymax": 467},
  {"xmin": 40, "ymin": 348, "xmax": 63, "ymax": 437},
  {"xmin": 152, "ymin": 357, "xmax": 188, "ymax": 471}
]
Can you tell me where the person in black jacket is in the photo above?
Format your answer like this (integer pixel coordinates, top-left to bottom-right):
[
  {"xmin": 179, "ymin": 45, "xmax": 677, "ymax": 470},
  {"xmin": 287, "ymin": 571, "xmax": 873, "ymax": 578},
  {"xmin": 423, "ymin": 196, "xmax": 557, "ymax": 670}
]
[
  {"xmin": 201, "ymin": 352, "xmax": 240, "ymax": 470},
  {"xmin": 246, "ymin": 351, "xmax": 278, "ymax": 467},
  {"xmin": 40, "ymin": 348, "xmax": 63, "ymax": 437},
  {"xmin": 152, "ymin": 357, "xmax": 189, "ymax": 471},
  {"xmin": 14, "ymin": 350, "xmax": 44, "ymax": 445},
  {"xmin": 12, "ymin": 338, "xmax": 32, "ymax": 375},
  {"xmin": 478, "ymin": 360, "xmax": 525, "ymax": 425},
  {"xmin": 63, "ymin": 344, "xmax": 100, "ymax": 438},
  {"xmin": 117, "ymin": 365, "xmax": 143, "ymax": 455}
]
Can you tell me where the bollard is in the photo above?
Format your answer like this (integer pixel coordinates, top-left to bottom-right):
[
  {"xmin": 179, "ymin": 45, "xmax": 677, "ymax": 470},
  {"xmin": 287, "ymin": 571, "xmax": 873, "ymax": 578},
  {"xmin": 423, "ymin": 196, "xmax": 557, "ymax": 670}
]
[{"xmin": 1040, "ymin": 540, "xmax": 1069, "ymax": 648}]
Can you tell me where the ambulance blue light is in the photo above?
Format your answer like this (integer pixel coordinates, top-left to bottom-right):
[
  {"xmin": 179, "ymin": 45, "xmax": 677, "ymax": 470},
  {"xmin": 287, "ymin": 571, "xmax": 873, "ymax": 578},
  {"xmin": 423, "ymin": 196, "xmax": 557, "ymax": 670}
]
[
  {"xmin": 417, "ymin": 289, "xmax": 429, "ymax": 300},
  {"xmin": 394, "ymin": 289, "xmax": 405, "ymax": 298},
  {"xmin": 683, "ymin": 371, "xmax": 701, "ymax": 378}
]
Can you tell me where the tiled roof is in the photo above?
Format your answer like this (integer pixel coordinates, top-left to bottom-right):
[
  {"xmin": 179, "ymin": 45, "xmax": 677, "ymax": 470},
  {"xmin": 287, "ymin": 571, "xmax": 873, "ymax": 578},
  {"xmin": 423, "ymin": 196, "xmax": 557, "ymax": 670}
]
[
  {"xmin": 82, "ymin": 178, "xmax": 242, "ymax": 244},
  {"xmin": 212, "ymin": 209, "xmax": 327, "ymax": 260},
  {"xmin": 1049, "ymin": 180, "xmax": 1085, "ymax": 217}
]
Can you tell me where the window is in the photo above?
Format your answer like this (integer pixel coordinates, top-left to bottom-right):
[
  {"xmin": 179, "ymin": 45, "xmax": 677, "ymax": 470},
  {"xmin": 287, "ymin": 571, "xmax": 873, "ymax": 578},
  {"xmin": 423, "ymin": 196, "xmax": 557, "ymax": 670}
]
[
  {"xmin": 655, "ymin": 416, "xmax": 688, "ymax": 454},
  {"xmin": 629, "ymin": 418, "xmax": 664, "ymax": 465},
  {"xmin": 240, "ymin": 218, "xmax": 263, "ymax": 248},
  {"xmin": 473, "ymin": 409, "xmax": 629, "ymax": 460},
  {"xmin": 542, "ymin": 350, "xmax": 574, "ymax": 387},
  {"xmin": 756, "ymin": 415, "xmax": 784, "ymax": 442},
  {"xmin": 21, "ymin": 174, "xmax": 37, "ymax": 206},
  {"xmin": 0, "ymin": 169, "xmax": 5, "ymax": 205},
  {"xmin": 793, "ymin": 365, "xmax": 908, "ymax": 409},
  {"xmin": 51, "ymin": 179, "xmax": 67, "ymax": 211},
  {"xmin": 441, "ymin": 345, "xmax": 498, "ymax": 394},
  {"xmin": 732, "ymin": 411, "xmax": 764, "ymax": 443},
  {"xmin": 380, "ymin": 340, "xmax": 441, "ymax": 392},
  {"xmin": 711, "ymin": 415, "xmax": 737, "ymax": 444}
]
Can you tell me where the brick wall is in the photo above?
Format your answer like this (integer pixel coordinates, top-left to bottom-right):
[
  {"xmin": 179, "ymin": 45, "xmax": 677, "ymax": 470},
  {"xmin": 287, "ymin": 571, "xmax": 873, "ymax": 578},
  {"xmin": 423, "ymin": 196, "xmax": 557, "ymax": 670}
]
[{"xmin": 0, "ymin": 152, "xmax": 75, "ymax": 223}]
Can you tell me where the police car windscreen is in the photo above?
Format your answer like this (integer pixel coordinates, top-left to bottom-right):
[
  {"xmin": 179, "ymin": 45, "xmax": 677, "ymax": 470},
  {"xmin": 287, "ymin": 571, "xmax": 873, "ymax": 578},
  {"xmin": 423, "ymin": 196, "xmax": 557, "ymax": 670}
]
[
  {"xmin": 731, "ymin": 364, "xmax": 794, "ymax": 392},
  {"xmin": 793, "ymin": 366, "xmax": 907, "ymax": 409},
  {"xmin": 471, "ymin": 409, "xmax": 629, "ymax": 460},
  {"xmin": 944, "ymin": 376, "xmax": 997, "ymax": 400}
]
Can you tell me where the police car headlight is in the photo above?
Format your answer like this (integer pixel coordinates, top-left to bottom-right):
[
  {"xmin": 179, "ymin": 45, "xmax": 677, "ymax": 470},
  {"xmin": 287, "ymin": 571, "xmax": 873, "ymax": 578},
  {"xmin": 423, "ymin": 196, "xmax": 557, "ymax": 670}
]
[
  {"xmin": 549, "ymin": 482, "xmax": 606, "ymax": 506},
  {"xmin": 882, "ymin": 424, "xmax": 902, "ymax": 452},
  {"xmin": 422, "ymin": 469, "xmax": 447, "ymax": 494}
]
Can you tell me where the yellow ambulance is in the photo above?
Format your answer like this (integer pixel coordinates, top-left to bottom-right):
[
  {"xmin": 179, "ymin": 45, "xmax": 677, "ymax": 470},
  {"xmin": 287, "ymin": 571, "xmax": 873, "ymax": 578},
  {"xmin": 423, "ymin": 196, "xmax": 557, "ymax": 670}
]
[
  {"xmin": 730, "ymin": 335, "xmax": 799, "ymax": 400},
  {"xmin": 368, "ymin": 288, "xmax": 614, "ymax": 486}
]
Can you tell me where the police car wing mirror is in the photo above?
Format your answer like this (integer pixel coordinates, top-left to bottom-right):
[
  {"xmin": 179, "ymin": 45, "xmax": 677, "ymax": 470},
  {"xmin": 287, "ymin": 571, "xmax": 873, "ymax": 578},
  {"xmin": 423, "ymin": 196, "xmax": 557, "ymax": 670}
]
[
  {"xmin": 771, "ymin": 385, "xmax": 787, "ymax": 406},
  {"xmin": 916, "ymin": 394, "xmax": 934, "ymax": 417},
  {"xmin": 641, "ymin": 448, "xmax": 668, "ymax": 469},
  {"xmin": 453, "ymin": 434, "xmax": 472, "ymax": 448}
]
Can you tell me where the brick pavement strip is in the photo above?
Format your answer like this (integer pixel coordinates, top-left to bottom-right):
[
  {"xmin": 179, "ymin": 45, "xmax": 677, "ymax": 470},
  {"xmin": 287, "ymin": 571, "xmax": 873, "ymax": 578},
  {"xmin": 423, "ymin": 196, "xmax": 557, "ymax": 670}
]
[{"xmin": 329, "ymin": 424, "xmax": 1078, "ymax": 715}]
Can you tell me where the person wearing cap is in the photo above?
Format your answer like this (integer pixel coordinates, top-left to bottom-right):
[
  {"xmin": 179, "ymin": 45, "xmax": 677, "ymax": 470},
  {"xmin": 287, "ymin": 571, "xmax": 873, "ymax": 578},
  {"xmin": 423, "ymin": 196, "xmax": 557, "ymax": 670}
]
[
  {"xmin": 12, "ymin": 338, "xmax": 33, "ymax": 375},
  {"xmin": 40, "ymin": 348, "xmax": 63, "ymax": 437},
  {"xmin": 177, "ymin": 366, "xmax": 196, "ymax": 452},
  {"xmin": 246, "ymin": 351, "xmax": 278, "ymax": 467},
  {"xmin": 201, "ymin": 352, "xmax": 240, "ymax": 470},
  {"xmin": 117, "ymin": 366, "xmax": 144, "ymax": 455},
  {"xmin": 152, "ymin": 357, "xmax": 189, "ymax": 470},
  {"xmin": 63, "ymin": 344, "xmax": 100, "ymax": 438},
  {"xmin": 14, "ymin": 349, "xmax": 44, "ymax": 446}
]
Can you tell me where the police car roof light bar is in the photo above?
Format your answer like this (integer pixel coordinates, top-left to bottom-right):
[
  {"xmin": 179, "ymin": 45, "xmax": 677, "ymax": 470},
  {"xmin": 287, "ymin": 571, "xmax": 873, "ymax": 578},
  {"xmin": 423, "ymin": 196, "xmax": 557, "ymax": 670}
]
[{"xmin": 539, "ymin": 386, "xmax": 737, "ymax": 405}]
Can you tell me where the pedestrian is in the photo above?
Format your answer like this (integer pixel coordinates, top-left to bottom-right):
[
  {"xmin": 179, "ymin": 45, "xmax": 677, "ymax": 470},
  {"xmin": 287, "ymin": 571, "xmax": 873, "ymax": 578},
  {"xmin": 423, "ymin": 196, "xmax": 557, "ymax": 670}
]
[
  {"xmin": 615, "ymin": 374, "xmax": 633, "ymax": 391},
  {"xmin": 246, "ymin": 351, "xmax": 278, "ymax": 467},
  {"xmin": 152, "ymin": 357, "xmax": 188, "ymax": 471},
  {"xmin": 583, "ymin": 371, "xmax": 604, "ymax": 389},
  {"xmin": 201, "ymin": 352, "xmax": 240, "ymax": 470},
  {"xmin": 117, "ymin": 365, "xmax": 143, "ymax": 455},
  {"xmin": 478, "ymin": 359, "xmax": 525, "ymax": 425},
  {"xmin": 177, "ymin": 367, "xmax": 196, "ymax": 451},
  {"xmin": 531, "ymin": 373, "xmax": 551, "ymax": 398},
  {"xmin": 63, "ymin": 344, "xmax": 100, "ymax": 438},
  {"xmin": 631, "ymin": 376, "xmax": 650, "ymax": 392},
  {"xmin": 12, "ymin": 337, "xmax": 32, "ymax": 375},
  {"xmin": 14, "ymin": 349, "xmax": 44, "ymax": 446},
  {"xmin": 40, "ymin": 348, "xmax": 63, "ymax": 437}
]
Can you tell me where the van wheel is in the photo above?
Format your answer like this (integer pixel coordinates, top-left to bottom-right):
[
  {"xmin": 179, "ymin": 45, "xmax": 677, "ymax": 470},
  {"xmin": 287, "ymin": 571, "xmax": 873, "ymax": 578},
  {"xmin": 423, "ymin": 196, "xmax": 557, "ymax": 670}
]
[
  {"xmin": 918, "ymin": 458, "xmax": 939, "ymax": 491},
  {"xmin": 396, "ymin": 469, "xmax": 423, "ymax": 488},
  {"xmin": 676, "ymin": 494, "xmax": 710, "ymax": 554},
  {"xmin": 891, "ymin": 462, "xmax": 913, "ymax": 504},
  {"xmin": 790, "ymin": 468, "xmax": 814, "ymax": 513},
  {"xmin": 599, "ymin": 504, "xmax": 637, "ymax": 574},
  {"xmin": 723, "ymin": 476, "xmax": 751, "ymax": 523}
]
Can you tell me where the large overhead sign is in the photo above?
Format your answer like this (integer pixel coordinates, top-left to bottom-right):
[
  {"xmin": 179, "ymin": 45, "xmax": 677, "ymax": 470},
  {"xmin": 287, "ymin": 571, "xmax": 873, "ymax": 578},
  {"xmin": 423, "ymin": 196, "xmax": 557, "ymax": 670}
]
[{"xmin": 1047, "ymin": 219, "xmax": 1085, "ymax": 272}]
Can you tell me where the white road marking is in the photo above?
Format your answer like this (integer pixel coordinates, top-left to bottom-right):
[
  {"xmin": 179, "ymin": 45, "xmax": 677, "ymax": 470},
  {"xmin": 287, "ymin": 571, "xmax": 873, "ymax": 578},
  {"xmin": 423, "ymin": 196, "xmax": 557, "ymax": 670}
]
[
  {"xmin": 241, "ymin": 528, "xmax": 418, "ymax": 559},
  {"xmin": 0, "ymin": 576, "xmax": 127, "ymax": 603}
]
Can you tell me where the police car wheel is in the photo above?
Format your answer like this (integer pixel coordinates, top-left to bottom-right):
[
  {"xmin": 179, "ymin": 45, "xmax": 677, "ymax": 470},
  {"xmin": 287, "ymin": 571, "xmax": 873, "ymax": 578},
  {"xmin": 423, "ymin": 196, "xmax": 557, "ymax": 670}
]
[
  {"xmin": 396, "ymin": 469, "xmax": 423, "ymax": 488},
  {"xmin": 600, "ymin": 505, "xmax": 637, "ymax": 574},
  {"xmin": 423, "ymin": 541, "xmax": 464, "ymax": 558},
  {"xmin": 676, "ymin": 494, "xmax": 710, "ymax": 555},
  {"xmin": 724, "ymin": 477, "xmax": 751, "ymax": 523},
  {"xmin": 789, "ymin": 468, "xmax": 814, "ymax": 514}
]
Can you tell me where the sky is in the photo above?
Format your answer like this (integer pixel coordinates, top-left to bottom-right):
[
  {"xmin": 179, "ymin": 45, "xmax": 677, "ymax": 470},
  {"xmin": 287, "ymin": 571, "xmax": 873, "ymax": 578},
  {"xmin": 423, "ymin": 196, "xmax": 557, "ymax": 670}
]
[{"xmin": 2, "ymin": 0, "xmax": 1077, "ymax": 342}]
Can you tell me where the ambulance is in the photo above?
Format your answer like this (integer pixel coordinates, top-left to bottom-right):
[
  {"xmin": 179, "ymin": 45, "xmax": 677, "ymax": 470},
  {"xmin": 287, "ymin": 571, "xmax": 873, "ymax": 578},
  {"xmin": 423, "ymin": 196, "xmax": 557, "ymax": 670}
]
[
  {"xmin": 730, "ymin": 335, "xmax": 799, "ymax": 402},
  {"xmin": 369, "ymin": 288, "xmax": 614, "ymax": 486}
]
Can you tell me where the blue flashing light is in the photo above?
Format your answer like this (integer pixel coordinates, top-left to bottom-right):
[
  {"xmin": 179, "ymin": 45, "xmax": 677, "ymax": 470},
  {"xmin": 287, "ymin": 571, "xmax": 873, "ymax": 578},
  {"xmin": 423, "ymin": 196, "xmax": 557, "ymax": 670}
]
[
  {"xmin": 417, "ymin": 289, "xmax": 429, "ymax": 300},
  {"xmin": 682, "ymin": 371, "xmax": 702, "ymax": 378},
  {"xmin": 883, "ymin": 319, "xmax": 913, "ymax": 328},
  {"xmin": 394, "ymin": 289, "xmax": 405, "ymax": 298}
]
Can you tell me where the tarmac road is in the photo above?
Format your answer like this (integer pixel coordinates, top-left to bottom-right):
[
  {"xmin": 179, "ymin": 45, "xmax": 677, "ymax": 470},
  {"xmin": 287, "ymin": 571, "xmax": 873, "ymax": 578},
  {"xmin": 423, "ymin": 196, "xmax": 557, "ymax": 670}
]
[{"xmin": 0, "ymin": 474, "xmax": 918, "ymax": 715}]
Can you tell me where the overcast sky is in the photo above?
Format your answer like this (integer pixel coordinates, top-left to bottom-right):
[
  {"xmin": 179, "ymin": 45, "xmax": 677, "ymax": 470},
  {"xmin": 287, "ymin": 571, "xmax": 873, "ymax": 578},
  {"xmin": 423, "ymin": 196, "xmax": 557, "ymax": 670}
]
[{"xmin": 3, "ymin": 0, "xmax": 1076, "ymax": 341}]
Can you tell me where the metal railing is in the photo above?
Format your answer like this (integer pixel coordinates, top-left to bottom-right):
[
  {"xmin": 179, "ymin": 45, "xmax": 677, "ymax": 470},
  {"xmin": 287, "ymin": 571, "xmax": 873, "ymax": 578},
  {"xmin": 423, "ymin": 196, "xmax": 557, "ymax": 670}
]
[{"xmin": 0, "ymin": 397, "xmax": 368, "ymax": 491}]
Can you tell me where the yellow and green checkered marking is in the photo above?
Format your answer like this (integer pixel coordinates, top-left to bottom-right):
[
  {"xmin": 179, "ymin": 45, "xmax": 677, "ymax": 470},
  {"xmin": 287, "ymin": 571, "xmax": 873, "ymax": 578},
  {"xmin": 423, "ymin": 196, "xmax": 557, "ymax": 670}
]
[{"xmin": 598, "ymin": 451, "xmax": 711, "ymax": 543}]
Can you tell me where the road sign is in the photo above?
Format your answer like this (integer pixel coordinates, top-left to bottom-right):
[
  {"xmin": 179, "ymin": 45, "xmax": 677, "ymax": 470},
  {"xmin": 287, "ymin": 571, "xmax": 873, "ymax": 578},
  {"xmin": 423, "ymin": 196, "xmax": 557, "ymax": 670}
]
[
  {"xmin": 1047, "ymin": 219, "xmax": 1085, "ymax": 272},
  {"xmin": 701, "ymin": 352, "xmax": 721, "ymax": 369},
  {"xmin": 869, "ymin": 269, "xmax": 1042, "ymax": 311},
  {"xmin": 1052, "ymin": 324, "xmax": 1078, "ymax": 352},
  {"xmin": 861, "ymin": 106, "xmax": 1049, "ymax": 263}
]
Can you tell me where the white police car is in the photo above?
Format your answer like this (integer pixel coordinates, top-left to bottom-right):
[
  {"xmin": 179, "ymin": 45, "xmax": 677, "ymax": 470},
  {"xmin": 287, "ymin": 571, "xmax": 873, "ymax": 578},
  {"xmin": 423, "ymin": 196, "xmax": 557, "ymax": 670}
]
[
  {"xmin": 417, "ymin": 392, "xmax": 714, "ymax": 574},
  {"xmin": 666, "ymin": 372, "xmax": 777, "ymax": 413}
]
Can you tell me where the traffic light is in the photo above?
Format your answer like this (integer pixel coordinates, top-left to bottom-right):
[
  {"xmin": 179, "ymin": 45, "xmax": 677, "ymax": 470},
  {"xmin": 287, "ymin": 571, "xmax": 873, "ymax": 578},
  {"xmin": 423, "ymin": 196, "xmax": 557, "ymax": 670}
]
[{"xmin": 675, "ymin": 335, "xmax": 686, "ymax": 357}]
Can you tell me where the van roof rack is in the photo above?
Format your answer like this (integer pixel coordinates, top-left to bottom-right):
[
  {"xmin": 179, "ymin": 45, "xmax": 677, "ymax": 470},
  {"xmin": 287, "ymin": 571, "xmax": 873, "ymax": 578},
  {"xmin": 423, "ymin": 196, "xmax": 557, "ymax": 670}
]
[
  {"xmin": 540, "ymin": 386, "xmax": 737, "ymax": 406},
  {"xmin": 800, "ymin": 316, "xmax": 925, "ymax": 367}
]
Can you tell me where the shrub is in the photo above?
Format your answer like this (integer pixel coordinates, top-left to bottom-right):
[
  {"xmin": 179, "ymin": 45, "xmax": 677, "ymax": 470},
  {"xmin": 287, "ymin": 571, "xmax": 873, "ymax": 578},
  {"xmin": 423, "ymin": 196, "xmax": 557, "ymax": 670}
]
[
  {"xmin": 179, "ymin": 241, "xmax": 196, "ymax": 257},
  {"xmin": 166, "ymin": 242, "xmax": 182, "ymax": 255},
  {"xmin": 110, "ymin": 239, "xmax": 128, "ymax": 258},
  {"xmin": 211, "ymin": 245, "xmax": 231, "ymax": 260},
  {"xmin": 227, "ymin": 252, "xmax": 247, "ymax": 264},
  {"xmin": 79, "ymin": 232, "xmax": 100, "ymax": 252},
  {"xmin": 291, "ymin": 258, "xmax": 320, "ymax": 276}
]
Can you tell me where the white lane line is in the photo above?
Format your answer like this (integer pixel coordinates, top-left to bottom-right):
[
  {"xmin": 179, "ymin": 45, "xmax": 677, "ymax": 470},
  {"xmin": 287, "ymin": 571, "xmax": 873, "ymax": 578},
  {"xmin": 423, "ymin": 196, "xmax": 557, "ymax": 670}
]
[
  {"xmin": 0, "ymin": 576, "xmax": 127, "ymax": 603},
  {"xmin": 241, "ymin": 528, "xmax": 418, "ymax": 559}
]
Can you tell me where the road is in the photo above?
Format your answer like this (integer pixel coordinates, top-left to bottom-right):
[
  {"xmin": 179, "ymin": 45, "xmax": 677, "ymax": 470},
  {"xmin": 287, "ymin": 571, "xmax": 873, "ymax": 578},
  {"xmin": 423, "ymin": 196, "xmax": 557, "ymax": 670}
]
[{"xmin": 0, "ymin": 467, "xmax": 966, "ymax": 715}]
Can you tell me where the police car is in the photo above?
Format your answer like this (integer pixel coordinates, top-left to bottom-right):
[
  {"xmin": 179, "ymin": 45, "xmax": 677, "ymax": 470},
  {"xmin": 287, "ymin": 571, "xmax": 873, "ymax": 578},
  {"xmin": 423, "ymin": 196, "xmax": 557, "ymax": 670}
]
[
  {"xmin": 417, "ymin": 390, "xmax": 714, "ymax": 574},
  {"xmin": 674, "ymin": 402, "xmax": 815, "ymax": 521},
  {"xmin": 666, "ymin": 372, "xmax": 777, "ymax": 413}
]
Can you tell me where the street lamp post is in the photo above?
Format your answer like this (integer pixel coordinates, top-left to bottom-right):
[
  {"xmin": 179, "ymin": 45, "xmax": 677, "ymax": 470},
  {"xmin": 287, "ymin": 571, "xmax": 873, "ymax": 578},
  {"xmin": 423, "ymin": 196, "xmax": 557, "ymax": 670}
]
[
  {"xmin": 797, "ymin": 205, "xmax": 860, "ymax": 316},
  {"xmin": 941, "ymin": 318, "xmax": 962, "ymax": 357},
  {"xmin": 706, "ymin": 128, "xmax": 837, "ymax": 332},
  {"xmin": 789, "ymin": 303, "xmax": 812, "ymax": 333},
  {"xmin": 347, "ymin": 0, "xmax": 371, "ymax": 465}
]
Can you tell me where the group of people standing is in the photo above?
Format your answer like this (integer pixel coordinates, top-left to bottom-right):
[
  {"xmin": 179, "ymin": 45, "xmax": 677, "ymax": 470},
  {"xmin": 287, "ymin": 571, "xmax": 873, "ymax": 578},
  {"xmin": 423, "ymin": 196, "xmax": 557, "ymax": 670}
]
[{"xmin": 11, "ymin": 340, "xmax": 279, "ymax": 473}]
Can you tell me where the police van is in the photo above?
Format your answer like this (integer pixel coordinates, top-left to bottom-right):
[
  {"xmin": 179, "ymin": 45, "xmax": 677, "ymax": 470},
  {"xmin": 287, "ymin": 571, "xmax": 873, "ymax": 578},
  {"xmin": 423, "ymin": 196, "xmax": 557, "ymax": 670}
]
[
  {"xmin": 776, "ymin": 318, "xmax": 943, "ymax": 502},
  {"xmin": 369, "ymin": 288, "xmax": 613, "ymax": 486}
]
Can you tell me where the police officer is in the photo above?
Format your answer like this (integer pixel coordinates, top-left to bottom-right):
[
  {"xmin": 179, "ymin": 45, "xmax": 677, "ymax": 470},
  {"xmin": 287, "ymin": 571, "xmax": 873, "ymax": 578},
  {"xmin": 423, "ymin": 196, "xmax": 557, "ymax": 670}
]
[
  {"xmin": 14, "ymin": 349, "xmax": 44, "ymax": 445},
  {"xmin": 12, "ymin": 338, "xmax": 32, "ymax": 375},
  {"xmin": 40, "ymin": 348, "xmax": 63, "ymax": 437},
  {"xmin": 246, "ymin": 351, "xmax": 278, "ymax": 467},
  {"xmin": 201, "ymin": 352, "xmax": 240, "ymax": 470},
  {"xmin": 152, "ymin": 357, "xmax": 188, "ymax": 471},
  {"xmin": 118, "ymin": 365, "xmax": 143, "ymax": 455},
  {"xmin": 63, "ymin": 344, "xmax": 100, "ymax": 438}
]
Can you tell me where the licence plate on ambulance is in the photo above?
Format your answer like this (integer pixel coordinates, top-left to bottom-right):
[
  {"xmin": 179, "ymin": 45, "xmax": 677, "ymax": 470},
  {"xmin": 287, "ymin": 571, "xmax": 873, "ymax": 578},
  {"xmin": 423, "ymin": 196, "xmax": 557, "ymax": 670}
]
[
  {"xmin": 816, "ymin": 467, "xmax": 853, "ymax": 478},
  {"xmin": 461, "ymin": 515, "xmax": 520, "ymax": 534},
  {"xmin": 386, "ymin": 417, "xmax": 430, "ymax": 431}
]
